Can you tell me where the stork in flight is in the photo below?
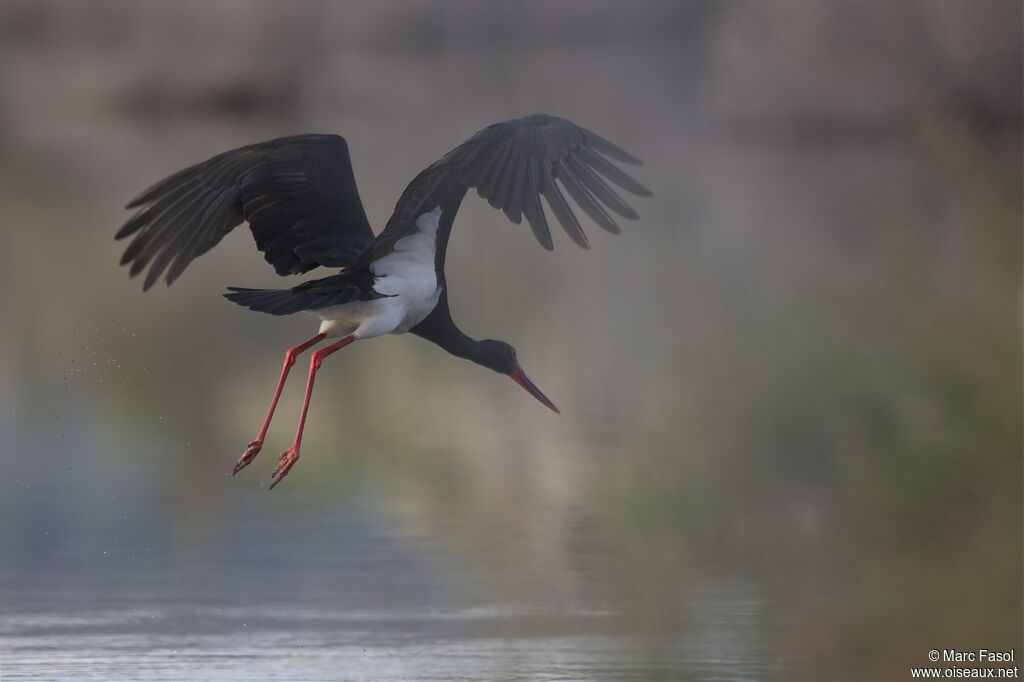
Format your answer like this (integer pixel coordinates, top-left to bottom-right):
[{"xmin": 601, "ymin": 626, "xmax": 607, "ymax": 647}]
[{"xmin": 117, "ymin": 114, "xmax": 651, "ymax": 488}]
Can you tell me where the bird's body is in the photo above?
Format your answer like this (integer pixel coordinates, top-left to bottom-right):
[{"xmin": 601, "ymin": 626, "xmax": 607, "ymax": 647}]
[
  {"xmin": 295, "ymin": 205, "xmax": 445, "ymax": 339},
  {"xmin": 117, "ymin": 114, "xmax": 650, "ymax": 488}
]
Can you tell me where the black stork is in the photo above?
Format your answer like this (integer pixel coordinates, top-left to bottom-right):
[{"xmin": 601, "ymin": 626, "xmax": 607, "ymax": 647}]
[{"xmin": 116, "ymin": 114, "xmax": 651, "ymax": 488}]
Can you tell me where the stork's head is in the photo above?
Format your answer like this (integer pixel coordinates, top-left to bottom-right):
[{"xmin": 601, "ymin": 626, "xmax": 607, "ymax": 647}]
[{"xmin": 475, "ymin": 340, "xmax": 560, "ymax": 414}]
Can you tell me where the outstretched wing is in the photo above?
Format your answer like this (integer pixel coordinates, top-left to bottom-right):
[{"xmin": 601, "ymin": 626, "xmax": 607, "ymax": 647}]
[
  {"xmin": 362, "ymin": 114, "xmax": 651, "ymax": 266},
  {"xmin": 116, "ymin": 134, "xmax": 374, "ymax": 290}
]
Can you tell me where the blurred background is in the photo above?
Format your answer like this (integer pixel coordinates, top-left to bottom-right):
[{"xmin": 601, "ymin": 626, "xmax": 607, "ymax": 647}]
[{"xmin": 0, "ymin": 1, "xmax": 1020, "ymax": 680}]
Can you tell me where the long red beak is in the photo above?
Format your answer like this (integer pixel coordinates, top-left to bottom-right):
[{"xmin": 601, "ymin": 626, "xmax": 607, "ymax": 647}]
[{"xmin": 509, "ymin": 364, "xmax": 560, "ymax": 414}]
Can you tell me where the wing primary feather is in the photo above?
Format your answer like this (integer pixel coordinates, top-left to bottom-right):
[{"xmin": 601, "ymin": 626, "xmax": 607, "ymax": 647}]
[
  {"xmin": 540, "ymin": 161, "xmax": 589, "ymax": 248},
  {"xmin": 577, "ymin": 146, "xmax": 653, "ymax": 197},
  {"xmin": 117, "ymin": 178, "xmax": 201, "ymax": 241},
  {"xmin": 133, "ymin": 191, "xmax": 212, "ymax": 286},
  {"xmin": 203, "ymin": 154, "xmax": 254, "ymax": 191},
  {"xmin": 560, "ymin": 121, "xmax": 584, "ymax": 148},
  {"xmin": 580, "ymin": 128, "xmax": 643, "ymax": 165},
  {"xmin": 204, "ymin": 144, "xmax": 273, "ymax": 187},
  {"xmin": 466, "ymin": 138, "xmax": 501, "ymax": 185},
  {"xmin": 566, "ymin": 156, "xmax": 639, "ymax": 220},
  {"xmin": 161, "ymin": 188, "xmax": 238, "ymax": 286},
  {"xmin": 499, "ymin": 153, "xmax": 525, "ymax": 224},
  {"xmin": 120, "ymin": 182, "xmax": 205, "ymax": 265},
  {"xmin": 547, "ymin": 126, "xmax": 570, "ymax": 159},
  {"xmin": 169, "ymin": 187, "xmax": 245, "ymax": 280},
  {"xmin": 126, "ymin": 182, "xmax": 211, "ymax": 274},
  {"xmin": 125, "ymin": 166, "xmax": 200, "ymax": 209},
  {"xmin": 445, "ymin": 135, "xmax": 490, "ymax": 170},
  {"xmin": 555, "ymin": 160, "xmax": 621, "ymax": 234},
  {"xmin": 488, "ymin": 147, "xmax": 520, "ymax": 211},
  {"xmin": 116, "ymin": 205, "xmax": 156, "ymax": 240},
  {"xmin": 165, "ymin": 189, "xmax": 239, "ymax": 284},
  {"xmin": 474, "ymin": 139, "xmax": 511, "ymax": 203},
  {"xmin": 143, "ymin": 203, "xmax": 212, "ymax": 291},
  {"xmin": 523, "ymin": 157, "xmax": 553, "ymax": 249}
]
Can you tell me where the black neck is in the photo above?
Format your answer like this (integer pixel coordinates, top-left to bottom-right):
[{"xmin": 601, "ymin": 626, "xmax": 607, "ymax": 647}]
[{"xmin": 410, "ymin": 294, "xmax": 487, "ymax": 365}]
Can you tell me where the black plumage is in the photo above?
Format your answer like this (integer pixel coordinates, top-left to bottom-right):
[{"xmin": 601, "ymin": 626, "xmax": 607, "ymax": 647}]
[
  {"xmin": 358, "ymin": 113, "xmax": 652, "ymax": 270},
  {"xmin": 117, "ymin": 134, "xmax": 373, "ymax": 290},
  {"xmin": 117, "ymin": 114, "xmax": 651, "ymax": 303},
  {"xmin": 224, "ymin": 268, "xmax": 384, "ymax": 316}
]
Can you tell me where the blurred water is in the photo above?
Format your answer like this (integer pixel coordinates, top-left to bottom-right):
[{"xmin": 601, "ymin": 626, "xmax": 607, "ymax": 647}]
[
  {"xmin": 1, "ymin": 605, "xmax": 770, "ymax": 682},
  {"xmin": 1, "ymin": 385, "xmax": 781, "ymax": 680},
  {"xmin": 1, "ymin": 437, "xmax": 776, "ymax": 681},
  {"xmin": 2, "ymin": 551, "xmax": 773, "ymax": 681}
]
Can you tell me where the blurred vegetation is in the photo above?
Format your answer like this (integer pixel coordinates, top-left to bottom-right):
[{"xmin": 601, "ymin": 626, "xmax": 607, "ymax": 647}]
[{"xmin": 588, "ymin": 113, "xmax": 1022, "ymax": 680}]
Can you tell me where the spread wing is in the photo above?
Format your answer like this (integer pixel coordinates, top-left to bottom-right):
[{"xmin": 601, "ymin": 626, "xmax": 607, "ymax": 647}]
[
  {"xmin": 116, "ymin": 134, "xmax": 374, "ymax": 290},
  {"xmin": 362, "ymin": 114, "xmax": 651, "ymax": 266}
]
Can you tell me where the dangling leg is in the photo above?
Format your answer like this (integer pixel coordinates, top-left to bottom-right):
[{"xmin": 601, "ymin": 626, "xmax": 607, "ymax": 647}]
[
  {"xmin": 269, "ymin": 334, "xmax": 356, "ymax": 489},
  {"xmin": 233, "ymin": 333, "xmax": 326, "ymax": 475}
]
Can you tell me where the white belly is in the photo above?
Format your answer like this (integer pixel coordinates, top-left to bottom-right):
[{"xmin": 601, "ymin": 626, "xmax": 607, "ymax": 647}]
[{"xmin": 311, "ymin": 207, "xmax": 443, "ymax": 340}]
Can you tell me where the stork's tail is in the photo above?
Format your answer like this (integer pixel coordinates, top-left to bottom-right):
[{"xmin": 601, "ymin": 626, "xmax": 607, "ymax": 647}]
[
  {"xmin": 224, "ymin": 273, "xmax": 383, "ymax": 316},
  {"xmin": 223, "ymin": 288, "xmax": 299, "ymax": 317},
  {"xmin": 223, "ymin": 287, "xmax": 318, "ymax": 315}
]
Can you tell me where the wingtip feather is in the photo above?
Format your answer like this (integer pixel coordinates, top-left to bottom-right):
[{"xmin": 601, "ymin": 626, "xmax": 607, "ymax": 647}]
[{"xmin": 580, "ymin": 128, "xmax": 644, "ymax": 165}]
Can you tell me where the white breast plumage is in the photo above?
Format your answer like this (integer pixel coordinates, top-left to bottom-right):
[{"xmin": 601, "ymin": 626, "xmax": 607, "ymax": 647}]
[{"xmin": 313, "ymin": 207, "xmax": 443, "ymax": 339}]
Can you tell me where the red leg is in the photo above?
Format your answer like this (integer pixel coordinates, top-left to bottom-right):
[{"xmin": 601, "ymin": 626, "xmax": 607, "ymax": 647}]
[
  {"xmin": 269, "ymin": 335, "xmax": 356, "ymax": 490},
  {"xmin": 232, "ymin": 333, "xmax": 326, "ymax": 475}
]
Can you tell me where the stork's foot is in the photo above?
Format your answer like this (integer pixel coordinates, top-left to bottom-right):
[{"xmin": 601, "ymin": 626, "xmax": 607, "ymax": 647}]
[
  {"xmin": 233, "ymin": 440, "xmax": 263, "ymax": 475},
  {"xmin": 269, "ymin": 447, "xmax": 300, "ymax": 490}
]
